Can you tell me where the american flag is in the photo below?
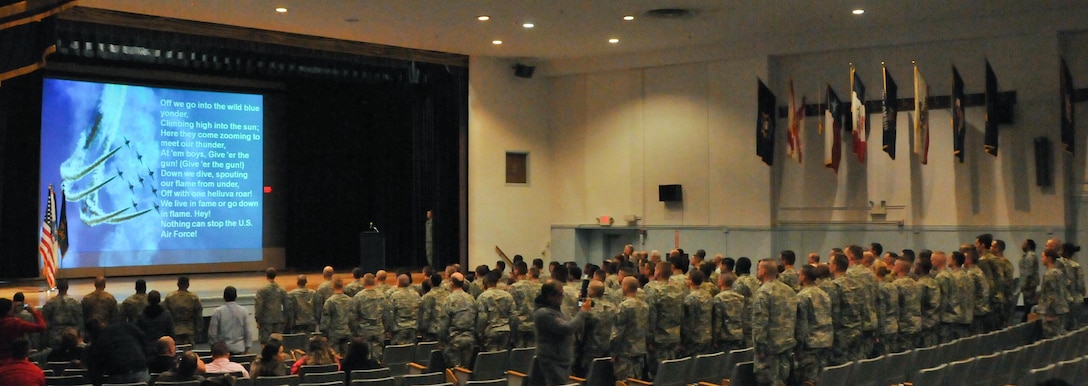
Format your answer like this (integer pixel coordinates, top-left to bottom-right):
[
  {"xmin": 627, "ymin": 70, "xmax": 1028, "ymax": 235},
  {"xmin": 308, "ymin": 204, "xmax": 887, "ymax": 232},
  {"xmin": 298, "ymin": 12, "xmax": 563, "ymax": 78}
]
[{"xmin": 39, "ymin": 185, "xmax": 59, "ymax": 289}]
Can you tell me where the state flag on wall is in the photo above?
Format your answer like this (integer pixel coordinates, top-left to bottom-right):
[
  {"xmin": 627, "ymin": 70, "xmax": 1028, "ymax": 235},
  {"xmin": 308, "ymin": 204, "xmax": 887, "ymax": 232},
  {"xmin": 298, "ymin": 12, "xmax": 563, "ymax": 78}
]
[
  {"xmin": 984, "ymin": 60, "xmax": 999, "ymax": 156},
  {"xmin": 756, "ymin": 79, "xmax": 777, "ymax": 166},
  {"xmin": 914, "ymin": 65, "xmax": 930, "ymax": 165},
  {"xmin": 952, "ymin": 65, "xmax": 966, "ymax": 163},
  {"xmin": 787, "ymin": 78, "xmax": 804, "ymax": 163},
  {"xmin": 883, "ymin": 66, "xmax": 898, "ymax": 160},
  {"xmin": 824, "ymin": 85, "xmax": 843, "ymax": 172},
  {"xmin": 1061, "ymin": 57, "xmax": 1076, "ymax": 155},
  {"xmin": 851, "ymin": 67, "xmax": 868, "ymax": 163}
]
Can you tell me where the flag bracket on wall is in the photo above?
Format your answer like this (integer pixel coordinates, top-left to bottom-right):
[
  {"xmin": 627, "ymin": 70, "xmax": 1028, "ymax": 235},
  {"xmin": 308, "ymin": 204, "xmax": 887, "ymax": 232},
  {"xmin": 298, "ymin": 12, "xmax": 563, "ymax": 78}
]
[{"xmin": 778, "ymin": 90, "xmax": 1017, "ymax": 124}]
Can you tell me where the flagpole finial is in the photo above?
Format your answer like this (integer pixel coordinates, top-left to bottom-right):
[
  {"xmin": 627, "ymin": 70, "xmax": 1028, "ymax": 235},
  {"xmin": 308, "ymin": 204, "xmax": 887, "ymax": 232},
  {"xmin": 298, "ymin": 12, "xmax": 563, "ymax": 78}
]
[
  {"xmin": 881, "ymin": 61, "xmax": 885, "ymax": 66},
  {"xmin": 912, "ymin": 60, "xmax": 916, "ymax": 65}
]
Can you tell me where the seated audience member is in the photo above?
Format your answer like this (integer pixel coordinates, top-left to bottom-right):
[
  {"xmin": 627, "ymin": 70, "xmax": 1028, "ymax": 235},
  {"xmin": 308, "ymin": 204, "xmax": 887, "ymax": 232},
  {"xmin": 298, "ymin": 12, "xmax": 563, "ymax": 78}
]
[
  {"xmin": 205, "ymin": 341, "xmax": 251, "ymax": 377},
  {"xmin": 158, "ymin": 351, "xmax": 206, "ymax": 383},
  {"xmin": 0, "ymin": 338, "xmax": 45, "ymax": 386},
  {"xmin": 45, "ymin": 327, "xmax": 85, "ymax": 364},
  {"xmin": 137, "ymin": 290, "xmax": 175, "ymax": 348},
  {"xmin": 147, "ymin": 336, "xmax": 178, "ymax": 374},
  {"xmin": 250, "ymin": 341, "xmax": 289, "ymax": 377},
  {"xmin": 84, "ymin": 318, "xmax": 151, "ymax": 384},
  {"xmin": 0, "ymin": 298, "xmax": 46, "ymax": 360},
  {"xmin": 340, "ymin": 337, "xmax": 381, "ymax": 372},
  {"xmin": 290, "ymin": 337, "xmax": 340, "ymax": 374}
]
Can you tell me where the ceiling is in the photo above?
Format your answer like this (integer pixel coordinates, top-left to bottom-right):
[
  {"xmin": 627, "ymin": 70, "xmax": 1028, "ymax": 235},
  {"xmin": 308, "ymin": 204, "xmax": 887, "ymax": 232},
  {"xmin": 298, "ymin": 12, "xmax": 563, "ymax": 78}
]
[{"xmin": 78, "ymin": 0, "xmax": 1088, "ymax": 61}]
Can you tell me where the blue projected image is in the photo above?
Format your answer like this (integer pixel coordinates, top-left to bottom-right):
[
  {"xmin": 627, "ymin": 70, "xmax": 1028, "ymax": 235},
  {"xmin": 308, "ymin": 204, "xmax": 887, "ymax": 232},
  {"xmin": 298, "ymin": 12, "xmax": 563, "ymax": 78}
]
[{"xmin": 41, "ymin": 78, "xmax": 264, "ymax": 268}]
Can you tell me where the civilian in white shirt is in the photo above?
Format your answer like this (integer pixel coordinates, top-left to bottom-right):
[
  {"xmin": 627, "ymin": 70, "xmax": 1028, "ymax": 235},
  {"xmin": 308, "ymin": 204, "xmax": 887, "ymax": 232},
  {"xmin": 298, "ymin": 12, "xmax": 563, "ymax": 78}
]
[
  {"xmin": 203, "ymin": 341, "xmax": 250, "ymax": 378},
  {"xmin": 208, "ymin": 286, "xmax": 252, "ymax": 355}
]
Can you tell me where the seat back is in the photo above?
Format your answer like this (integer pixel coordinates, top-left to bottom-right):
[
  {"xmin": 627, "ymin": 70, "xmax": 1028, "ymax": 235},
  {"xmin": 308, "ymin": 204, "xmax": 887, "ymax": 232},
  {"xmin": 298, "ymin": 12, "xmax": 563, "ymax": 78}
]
[
  {"xmin": 299, "ymin": 382, "xmax": 344, "ymax": 386},
  {"xmin": 401, "ymin": 372, "xmax": 445, "ymax": 386},
  {"xmin": 815, "ymin": 361, "xmax": 854, "ymax": 386},
  {"xmin": 256, "ymin": 374, "xmax": 302, "ymax": 386},
  {"xmin": 728, "ymin": 361, "xmax": 757, "ymax": 386},
  {"xmin": 470, "ymin": 350, "xmax": 509, "ymax": 381},
  {"xmin": 506, "ymin": 347, "xmax": 535, "ymax": 374},
  {"xmin": 155, "ymin": 381, "xmax": 204, "ymax": 386},
  {"xmin": 302, "ymin": 371, "xmax": 347, "ymax": 384},
  {"xmin": 689, "ymin": 351, "xmax": 726, "ymax": 384},
  {"xmin": 912, "ymin": 364, "xmax": 947, "ymax": 386},
  {"xmin": 300, "ymin": 364, "xmax": 341, "ymax": 377},
  {"xmin": 652, "ymin": 356, "xmax": 691, "ymax": 386},
  {"xmin": 282, "ymin": 333, "xmax": 310, "ymax": 355},
  {"xmin": 175, "ymin": 343, "xmax": 193, "ymax": 352},
  {"xmin": 350, "ymin": 368, "xmax": 392, "ymax": 381},
  {"xmin": 45, "ymin": 375, "xmax": 86, "ymax": 385},
  {"xmin": 350, "ymin": 376, "xmax": 396, "ymax": 386},
  {"xmin": 465, "ymin": 379, "xmax": 507, "ymax": 386},
  {"xmin": 970, "ymin": 352, "xmax": 1001, "ymax": 386},
  {"xmin": 724, "ymin": 347, "xmax": 753, "ymax": 381},
  {"xmin": 383, "ymin": 344, "xmax": 416, "ymax": 366},
  {"xmin": 881, "ymin": 349, "xmax": 911, "ymax": 385},
  {"xmin": 582, "ymin": 356, "xmax": 614, "ymax": 386},
  {"xmin": 852, "ymin": 355, "xmax": 884, "ymax": 386},
  {"xmin": 45, "ymin": 360, "xmax": 78, "ymax": 375},
  {"xmin": 234, "ymin": 353, "xmax": 258, "ymax": 363},
  {"xmin": 415, "ymin": 342, "xmax": 439, "ymax": 365}
]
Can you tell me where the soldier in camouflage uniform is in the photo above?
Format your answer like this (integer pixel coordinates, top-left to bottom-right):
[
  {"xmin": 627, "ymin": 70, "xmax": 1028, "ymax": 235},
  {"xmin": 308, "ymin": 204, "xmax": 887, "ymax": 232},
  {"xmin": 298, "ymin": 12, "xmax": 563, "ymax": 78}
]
[
  {"xmin": 892, "ymin": 258, "xmax": 922, "ymax": 352},
  {"xmin": 751, "ymin": 259, "xmax": 797, "ymax": 386},
  {"xmin": 581, "ymin": 281, "xmax": 615, "ymax": 372},
  {"xmin": 778, "ymin": 251, "xmax": 801, "ymax": 292},
  {"xmin": 829, "ymin": 253, "xmax": 863, "ymax": 364},
  {"xmin": 962, "ymin": 246, "xmax": 990, "ymax": 334},
  {"xmin": 119, "ymin": 279, "xmax": 149, "ymax": 324},
  {"xmin": 611, "ymin": 277, "xmax": 649, "ymax": 381},
  {"xmin": 733, "ymin": 258, "xmax": 761, "ymax": 346},
  {"xmin": 312, "ymin": 266, "xmax": 335, "ymax": 328},
  {"xmin": 991, "ymin": 240, "xmax": 1017, "ymax": 327},
  {"xmin": 844, "ymin": 245, "xmax": 878, "ymax": 359},
  {"xmin": 646, "ymin": 262, "xmax": 684, "ymax": 373},
  {"xmin": 950, "ymin": 251, "xmax": 975, "ymax": 340},
  {"xmin": 42, "ymin": 279, "xmax": 83, "ymax": 347},
  {"xmin": 713, "ymin": 274, "xmax": 746, "ymax": 353},
  {"xmin": 1059, "ymin": 243, "xmax": 1085, "ymax": 330},
  {"xmin": 1039, "ymin": 249, "xmax": 1069, "ymax": 338},
  {"xmin": 164, "ymin": 276, "xmax": 203, "ymax": 346},
  {"xmin": 563, "ymin": 266, "xmax": 583, "ymax": 318},
  {"xmin": 468, "ymin": 266, "xmax": 487, "ymax": 299},
  {"xmin": 681, "ymin": 270, "xmax": 713, "ymax": 356},
  {"xmin": 81, "ymin": 276, "xmax": 118, "ymax": 324},
  {"xmin": 440, "ymin": 273, "xmax": 477, "ymax": 368},
  {"xmin": 1020, "ymin": 240, "xmax": 1040, "ymax": 322},
  {"xmin": 343, "ymin": 268, "xmax": 366, "ymax": 297},
  {"xmin": 418, "ymin": 274, "xmax": 448, "ymax": 342},
  {"xmin": 475, "ymin": 271, "xmax": 515, "ymax": 352},
  {"xmin": 933, "ymin": 252, "xmax": 959, "ymax": 343},
  {"xmin": 287, "ymin": 275, "xmax": 316, "ymax": 333},
  {"xmin": 321, "ymin": 277, "xmax": 356, "ymax": 355},
  {"xmin": 794, "ymin": 265, "xmax": 832, "ymax": 386},
  {"xmin": 376, "ymin": 270, "xmax": 392, "ymax": 297},
  {"xmin": 388, "ymin": 274, "xmax": 422, "ymax": 345},
  {"xmin": 915, "ymin": 258, "xmax": 941, "ymax": 348},
  {"xmin": 872, "ymin": 261, "xmax": 898, "ymax": 357},
  {"xmin": 354, "ymin": 274, "xmax": 391, "ymax": 363},
  {"xmin": 509, "ymin": 263, "xmax": 542, "ymax": 348},
  {"xmin": 256, "ymin": 267, "xmax": 289, "ymax": 344}
]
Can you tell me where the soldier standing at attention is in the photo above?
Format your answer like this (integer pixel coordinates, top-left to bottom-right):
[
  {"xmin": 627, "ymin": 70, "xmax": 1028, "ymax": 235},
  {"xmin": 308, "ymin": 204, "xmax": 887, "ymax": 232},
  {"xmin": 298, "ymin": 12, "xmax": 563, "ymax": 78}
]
[
  {"xmin": 871, "ymin": 261, "xmax": 898, "ymax": 357},
  {"xmin": 82, "ymin": 276, "xmax": 118, "ymax": 324},
  {"xmin": 255, "ymin": 267, "xmax": 289, "ymax": 345},
  {"xmin": 963, "ymin": 244, "xmax": 992, "ymax": 334},
  {"xmin": 844, "ymin": 245, "xmax": 878, "ymax": 359},
  {"xmin": 418, "ymin": 274, "xmax": 448, "ymax": 342},
  {"xmin": 388, "ymin": 274, "xmax": 422, "ymax": 345},
  {"xmin": 778, "ymin": 251, "xmax": 801, "ymax": 292},
  {"xmin": 1039, "ymin": 249, "xmax": 1070, "ymax": 338},
  {"xmin": 287, "ymin": 275, "xmax": 316, "ymax": 333},
  {"xmin": 712, "ymin": 274, "xmax": 746, "ymax": 354},
  {"xmin": 312, "ymin": 266, "xmax": 335, "ymax": 329},
  {"xmin": 950, "ymin": 251, "xmax": 975, "ymax": 340},
  {"xmin": 164, "ymin": 276, "xmax": 203, "ymax": 346},
  {"xmin": 43, "ymin": 279, "xmax": 84, "ymax": 347},
  {"xmin": 343, "ymin": 268, "xmax": 366, "ymax": 298},
  {"xmin": 681, "ymin": 270, "xmax": 713, "ymax": 356},
  {"xmin": 794, "ymin": 265, "xmax": 832, "ymax": 386},
  {"xmin": 914, "ymin": 258, "xmax": 941, "ymax": 348},
  {"xmin": 581, "ymin": 281, "xmax": 615, "ymax": 373},
  {"xmin": 751, "ymin": 259, "xmax": 797, "ymax": 386},
  {"xmin": 440, "ymin": 272, "xmax": 477, "ymax": 368},
  {"xmin": 829, "ymin": 253, "xmax": 863, "ymax": 364},
  {"xmin": 892, "ymin": 258, "xmax": 922, "ymax": 352},
  {"xmin": 933, "ymin": 252, "xmax": 959, "ymax": 344},
  {"xmin": 645, "ymin": 261, "xmax": 684, "ymax": 373},
  {"xmin": 508, "ymin": 262, "xmax": 541, "ymax": 348},
  {"xmin": 120, "ymin": 279, "xmax": 149, "ymax": 324},
  {"xmin": 476, "ymin": 271, "xmax": 516, "ymax": 352},
  {"xmin": 353, "ymin": 274, "xmax": 390, "ymax": 363},
  {"xmin": 1019, "ymin": 240, "xmax": 1040, "ymax": 323},
  {"xmin": 611, "ymin": 277, "xmax": 649, "ymax": 381},
  {"xmin": 321, "ymin": 277, "xmax": 356, "ymax": 355}
]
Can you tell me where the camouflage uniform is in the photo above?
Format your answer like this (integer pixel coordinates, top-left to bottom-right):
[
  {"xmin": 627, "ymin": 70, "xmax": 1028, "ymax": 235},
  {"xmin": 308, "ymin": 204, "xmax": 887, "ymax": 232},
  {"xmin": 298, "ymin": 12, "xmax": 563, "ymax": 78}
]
[
  {"xmin": 952, "ymin": 268, "xmax": 975, "ymax": 340},
  {"xmin": 611, "ymin": 296, "xmax": 649, "ymax": 381},
  {"xmin": 875, "ymin": 280, "xmax": 899, "ymax": 356},
  {"xmin": 321, "ymin": 293, "xmax": 356, "ymax": 354},
  {"xmin": 681, "ymin": 288, "xmax": 714, "ymax": 356},
  {"xmin": 794, "ymin": 286, "xmax": 832, "ymax": 386},
  {"xmin": 388, "ymin": 287, "xmax": 422, "ymax": 345},
  {"xmin": 917, "ymin": 273, "xmax": 941, "ymax": 348},
  {"xmin": 561, "ymin": 281, "xmax": 581, "ymax": 318},
  {"xmin": 440, "ymin": 290, "xmax": 477, "ymax": 368},
  {"xmin": 712, "ymin": 288, "xmax": 746, "ymax": 353},
  {"xmin": 343, "ymin": 279, "xmax": 364, "ymax": 298},
  {"xmin": 604, "ymin": 274, "xmax": 621, "ymax": 292},
  {"xmin": 353, "ymin": 288, "xmax": 391, "ymax": 363},
  {"xmin": 669, "ymin": 274, "xmax": 689, "ymax": 296},
  {"xmin": 42, "ymin": 294, "xmax": 83, "ymax": 347},
  {"xmin": 831, "ymin": 273, "xmax": 864, "ymax": 363},
  {"xmin": 1061, "ymin": 258, "xmax": 1084, "ymax": 330},
  {"xmin": 1039, "ymin": 265, "xmax": 1069, "ymax": 338},
  {"xmin": 751, "ymin": 280, "xmax": 797, "ymax": 386},
  {"xmin": 418, "ymin": 285, "xmax": 450, "ymax": 342},
  {"xmin": 508, "ymin": 279, "xmax": 542, "ymax": 347},
  {"xmin": 978, "ymin": 253, "xmax": 1005, "ymax": 331},
  {"xmin": 255, "ymin": 281, "xmax": 289, "ymax": 344},
  {"xmin": 779, "ymin": 267, "xmax": 801, "ymax": 292},
  {"xmin": 287, "ymin": 286, "xmax": 316, "ymax": 333},
  {"xmin": 995, "ymin": 255, "xmax": 1016, "ymax": 327},
  {"xmin": 893, "ymin": 277, "xmax": 922, "ymax": 351},
  {"xmin": 164, "ymin": 290, "xmax": 202, "ymax": 345},
  {"xmin": 312, "ymin": 279, "xmax": 334, "ymax": 327},
  {"xmin": 81, "ymin": 290, "xmax": 118, "ymax": 324},
  {"xmin": 645, "ymin": 280, "xmax": 683, "ymax": 371},
  {"xmin": 604, "ymin": 283, "xmax": 625, "ymax": 305},
  {"xmin": 581, "ymin": 298, "xmax": 616, "ymax": 370},
  {"xmin": 467, "ymin": 281, "xmax": 484, "ymax": 299},
  {"xmin": 935, "ymin": 270, "xmax": 959, "ymax": 343},
  {"xmin": 476, "ymin": 287, "xmax": 516, "ymax": 352},
  {"xmin": 734, "ymin": 274, "xmax": 761, "ymax": 345},
  {"xmin": 846, "ymin": 265, "xmax": 878, "ymax": 359},
  {"xmin": 966, "ymin": 265, "xmax": 991, "ymax": 334},
  {"xmin": 119, "ymin": 293, "xmax": 148, "ymax": 324},
  {"xmin": 1020, "ymin": 251, "xmax": 1040, "ymax": 312}
]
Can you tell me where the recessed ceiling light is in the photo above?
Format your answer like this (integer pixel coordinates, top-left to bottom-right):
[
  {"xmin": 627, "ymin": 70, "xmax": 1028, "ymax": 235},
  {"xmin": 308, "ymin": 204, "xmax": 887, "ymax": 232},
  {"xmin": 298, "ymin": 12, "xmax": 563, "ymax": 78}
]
[
  {"xmin": 492, "ymin": 40, "xmax": 503, "ymax": 45},
  {"xmin": 608, "ymin": 38, "xmax": 620, "ymax": 44},
  {"xmin": 852, "ymin": 9, "xmax": 865, "ymax": 15},
  {"xmin": 623, "ymin": 15, "xmax": 635, "ymax": 21},
  {"xmin": 275, "ymin": 7, "xmax": 287, "ymax": 13},
  {"xmin": 478, "ymin": 15, "xmax": 490, "ymax": 21},
  {"xmin": 522, "ymin": 23, "xmax": 534, "ymax": 28}
]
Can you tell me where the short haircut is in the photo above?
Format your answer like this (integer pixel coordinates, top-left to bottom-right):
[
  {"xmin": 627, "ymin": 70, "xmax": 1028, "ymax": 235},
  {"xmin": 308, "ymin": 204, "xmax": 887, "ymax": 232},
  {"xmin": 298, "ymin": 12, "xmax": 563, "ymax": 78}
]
[
  {"xmin": 688, "ymin": 270, "xmax": 705, "ymax": 286},
  {"xmin": 815, "ymin": 264, "xmax": 831, "ymax": 279},
  {"xmin": 695, "ymin": 249, "xmax": 706, "ymax": 258},
  {"xmin": 496, "ymin": 260, "xmax": 506, "ymax": 270},
  {"xmin": 552, "ymin": 265, "xmax": 569, "ymax": 283},
  {"xmin": 333, "ymin": 277, "xmax": 344, "ymax": 289},
  {"xmin": 514, "ymin": 261, "xmax": 528, "ymax": 276},
  {"xmin": 870, "ymin": 243, "xmax": 884, "ymax": 256},
  {"xmin": 723, "ymin": 257, "xmax": 736, "ymax": 271},
  {"xmin": 353, "ymin": 267, "xmax": 364, "ymax": 279},
  {"xmin": 831, "ymin": 253, "xmax": 849, "ymax": 271},
  {"xmin": 178, "ymin": 276, "xmax": 190, "ymax": 288},
  {"xmin": 266, "ymin": 267, "xmax": 278, "ymax": 279},
  {"xmin": 57, "ymin": 278, "xmax": 69, "ymax": 291},
  {"xmin": 430, "ymin": 273, "xmax": 443, "ymax": 287},
  {"xmin": 721, "ymin": 274, "xmax": 736, "ymax": 288},
  {"xmin": 800, "ymin": 265, "xmax": 818, "ymax": 283},
  {"xmin": 951, "ymin": 251, "xmax": 966, "ymax": 266},
  {"xmin": 529, "ymin": 266, "xmax": 541, "ymax": 278},
  {"xmin": 223, "ymin": 286, "xmax": 238, "ymax": 301},
  {"xmin": 211, "ymin": 341, "xmax": 230, "ymax": 357},
  {"xmin": 297, "ymin": 275, "xmax": 308, "ymax": 286},
  {"xmin": 735, "ymin": 257, "xmax": 752, "ymax": 275},
  {"xmin": 901, "ymin": 249, "xmax": 916, "ymax": 263},
  {"xmin": 363, "ymin": 274, "xmax": 376, "ymax": 286},
  {"xmin": 569, "ymin": 266, "xmax": 583, "ymax": 281},
  {"xmin": 993, "ymin": 239, "xmax": 1006, "ymax": 252},
  {"xmin": 540, "ymin": 280, "xmax": 564, "ymax": 299},
  {"xmin": 1024, "ymin": 239, "xmax": 1036, "ymax": 251},
  {"xmin": 148, "ymin": 290, "xmax": 162, "ymax": 305},
  {"xmin": 977, "ymin": 233, "xmax": 994, "ymax": 249},
  {"xmin": 846, "ymin": 245, "xmax": 864, "ymax": 260},
  {"xmin": 781, "ymin": 250, "xmax": 796, "ymax": 265},
  {"xmin": 135, "ymin": 279, "xmax": 147, "ymax": 292},
  {"xmin": 532, "ymin": 258, "xmax": 544, "ymax": 269},
  {"xmin": 483, "ymin": 271, "xmax": 499, "ymax": 287}
]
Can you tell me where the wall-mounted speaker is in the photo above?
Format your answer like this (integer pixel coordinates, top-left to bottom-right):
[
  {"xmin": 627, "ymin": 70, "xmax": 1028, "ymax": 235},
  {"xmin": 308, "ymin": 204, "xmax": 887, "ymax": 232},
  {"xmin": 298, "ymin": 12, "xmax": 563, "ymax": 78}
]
[
  {"xmin": 1034, "ymin": 137, "xmax": 1051, "ymax": 187},
  {"xmin": 513, "ymin": 63, "xmax": 535, "ymax": 78},
  {"xmin": 658, "ymin": 184, "xmax": 682, "ymax": 202}
]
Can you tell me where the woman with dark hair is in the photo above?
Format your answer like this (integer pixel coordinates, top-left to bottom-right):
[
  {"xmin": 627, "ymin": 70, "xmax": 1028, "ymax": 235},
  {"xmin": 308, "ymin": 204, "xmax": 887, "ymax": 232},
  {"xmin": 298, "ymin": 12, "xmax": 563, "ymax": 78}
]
[
  {"xmin": 250, "ymin": 341, "xmax": 288, "ymax": 377},
  {"xmin": 290, "ymin": 337, "xmax": 340, "ymax": 374},
  {"xmin": 45, "ymin": 327, "xmax": 84, "ymax": 363},
  {"xmin": 136, "ymin": 290, "xmax": 174, "ymax": 350},
  {"xmin": 157, "ymin": 351, "xmax": 205, "ymax": 382},
  {"xmin": 340, "ymin": 337, "xmax": 381, "ymax": 372}
]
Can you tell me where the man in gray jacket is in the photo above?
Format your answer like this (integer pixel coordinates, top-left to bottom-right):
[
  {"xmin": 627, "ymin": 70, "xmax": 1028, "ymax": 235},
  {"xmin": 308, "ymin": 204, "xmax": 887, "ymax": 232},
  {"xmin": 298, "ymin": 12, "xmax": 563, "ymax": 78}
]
[{"xmin": 533, "ymin": 280, "xmax": 591, "ymax": 385}]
